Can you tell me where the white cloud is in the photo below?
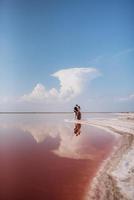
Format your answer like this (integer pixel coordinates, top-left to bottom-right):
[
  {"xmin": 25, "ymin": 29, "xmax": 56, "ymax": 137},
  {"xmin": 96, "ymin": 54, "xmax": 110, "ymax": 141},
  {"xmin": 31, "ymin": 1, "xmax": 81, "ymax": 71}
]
[
  {"xmin": 118, "ymin": 94, "xmax": 134, "ymax": 102},
  {"xmin": 0, "ymin": 96, "xmax": 14, "ymax": 104},
  {"xmin": 21, "ymin": 67, "xmax": 100, "ymax": 103},
  {"xmin": 113, "ymin": 48, "xmax": 134, "ymax": 58},
  {"xmin": 0, "ymin": 96, "xmax": 8, "ymax": 104},
  {"xmin": 21, "ymin": 83, "xmax": 59, "ymax": 103},
  {"xmin": 88, "ymin": 55, "xmax": 104, "ymax": 65}
]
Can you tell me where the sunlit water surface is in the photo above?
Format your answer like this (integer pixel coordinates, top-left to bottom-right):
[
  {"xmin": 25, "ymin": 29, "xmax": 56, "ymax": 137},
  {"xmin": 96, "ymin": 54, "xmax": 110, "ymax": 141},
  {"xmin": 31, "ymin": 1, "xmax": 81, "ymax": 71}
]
[{"xmin": 0, "ymin": 114, "xmax": 119, "ymax": 200}]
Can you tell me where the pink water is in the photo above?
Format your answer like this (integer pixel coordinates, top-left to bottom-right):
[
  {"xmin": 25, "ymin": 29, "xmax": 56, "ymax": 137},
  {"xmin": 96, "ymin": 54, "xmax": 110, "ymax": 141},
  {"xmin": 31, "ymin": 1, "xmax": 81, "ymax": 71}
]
[{"xmin": 0, "ymin": 114, "xmax": 118, "ymax": 200}]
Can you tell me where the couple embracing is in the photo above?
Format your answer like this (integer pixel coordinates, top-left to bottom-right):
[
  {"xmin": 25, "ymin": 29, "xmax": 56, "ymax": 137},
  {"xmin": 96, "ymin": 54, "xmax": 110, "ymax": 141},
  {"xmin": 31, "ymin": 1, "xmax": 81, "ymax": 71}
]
[{"xmin": 74, "ymin": 104, "xmax": 81, "ymax": 120}]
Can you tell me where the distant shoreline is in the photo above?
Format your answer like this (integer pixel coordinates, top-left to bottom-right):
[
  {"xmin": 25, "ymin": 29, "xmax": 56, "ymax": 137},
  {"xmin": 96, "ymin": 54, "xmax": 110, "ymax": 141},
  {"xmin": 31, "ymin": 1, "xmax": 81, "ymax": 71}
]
[{"xmin": 0, "ymin": 112, "xmax": 133, "ymax": 114}]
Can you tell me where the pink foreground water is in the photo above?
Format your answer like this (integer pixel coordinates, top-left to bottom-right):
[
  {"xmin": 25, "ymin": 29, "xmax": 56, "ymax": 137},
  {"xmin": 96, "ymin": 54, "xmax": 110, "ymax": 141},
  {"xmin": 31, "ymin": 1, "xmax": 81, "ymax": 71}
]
[{"xmin": 0, "ymin": 114, "xmax": 118, "ymax": 200}]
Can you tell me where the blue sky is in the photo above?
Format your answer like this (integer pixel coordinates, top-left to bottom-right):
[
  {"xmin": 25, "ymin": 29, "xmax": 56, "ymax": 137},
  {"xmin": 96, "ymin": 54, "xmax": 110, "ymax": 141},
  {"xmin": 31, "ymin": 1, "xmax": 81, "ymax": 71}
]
[{"xmin": 0, "ymin": 0, "xmax": 134, "ymax": 111}]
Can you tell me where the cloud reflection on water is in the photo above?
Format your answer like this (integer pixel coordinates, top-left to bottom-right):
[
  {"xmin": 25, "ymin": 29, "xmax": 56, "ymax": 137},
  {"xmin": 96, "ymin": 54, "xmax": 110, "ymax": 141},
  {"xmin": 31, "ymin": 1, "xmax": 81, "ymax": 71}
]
[{"xmin": 0, "ymin": 115, "xmax": 116, "ymax": 160}]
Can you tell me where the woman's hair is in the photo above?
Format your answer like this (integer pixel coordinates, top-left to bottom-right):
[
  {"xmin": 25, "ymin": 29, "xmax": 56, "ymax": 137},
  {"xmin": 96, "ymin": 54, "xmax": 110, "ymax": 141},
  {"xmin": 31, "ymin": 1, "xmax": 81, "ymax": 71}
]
[{"xmin": 74, "ymin": 106, "xmax": 78, "ymax": 112}]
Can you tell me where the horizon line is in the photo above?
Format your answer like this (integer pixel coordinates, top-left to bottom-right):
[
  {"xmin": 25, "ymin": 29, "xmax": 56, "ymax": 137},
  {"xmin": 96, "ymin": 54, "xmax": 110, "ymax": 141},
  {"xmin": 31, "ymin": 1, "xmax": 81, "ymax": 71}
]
[{"xmin": 0, "ymin": 111, "xmax": 133, "ymax": 114}]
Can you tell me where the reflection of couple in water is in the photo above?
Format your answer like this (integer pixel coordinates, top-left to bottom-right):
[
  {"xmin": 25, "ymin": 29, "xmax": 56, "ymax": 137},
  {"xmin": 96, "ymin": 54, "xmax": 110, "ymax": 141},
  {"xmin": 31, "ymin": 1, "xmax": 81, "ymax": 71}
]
[
  {"xmin": 73, "ymin": 104, "xmax": 82, "ymax": 136},
  {"xmin": 74, "ymin": 123, "xmax": 81, "ymax": 136}
]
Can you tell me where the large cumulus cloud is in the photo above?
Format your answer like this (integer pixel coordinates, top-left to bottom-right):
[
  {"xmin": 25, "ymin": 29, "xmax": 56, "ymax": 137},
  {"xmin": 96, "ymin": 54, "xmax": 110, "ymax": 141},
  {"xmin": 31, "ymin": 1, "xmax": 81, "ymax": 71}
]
[{"xmin": 21, "ymin": 67, "xmax": 100, "ymax": 102}]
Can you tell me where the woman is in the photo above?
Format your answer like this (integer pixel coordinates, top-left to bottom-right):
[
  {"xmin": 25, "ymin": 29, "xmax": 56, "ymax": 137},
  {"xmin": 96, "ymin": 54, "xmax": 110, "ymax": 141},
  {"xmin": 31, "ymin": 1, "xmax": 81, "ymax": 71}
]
[
  {"xmin": 74, "ymin": 105, "xmax": 78, "ymax": 119},
  {"xmin": 77, "ymin": 106, "xmax": 81, "ymax": 120},
  {"xmin": 74, "ymin": 105, "xmax": 81, "ymax": 120}
]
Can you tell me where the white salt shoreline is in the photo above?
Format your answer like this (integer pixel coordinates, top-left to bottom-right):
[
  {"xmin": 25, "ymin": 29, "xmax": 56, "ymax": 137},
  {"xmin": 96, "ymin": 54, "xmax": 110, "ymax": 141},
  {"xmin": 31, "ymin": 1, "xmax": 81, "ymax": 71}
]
[{"xmin": 83, "ymin": 113, "xmax": 134, "ymax": 200}]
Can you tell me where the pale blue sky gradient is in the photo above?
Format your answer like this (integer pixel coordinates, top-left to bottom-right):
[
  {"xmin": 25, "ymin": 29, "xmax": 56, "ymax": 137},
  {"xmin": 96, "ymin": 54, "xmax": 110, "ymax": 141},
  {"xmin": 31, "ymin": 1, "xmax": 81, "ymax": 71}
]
[{"xmin": 0, "ymin": 0, "xmax": 134, "ymax": 111}]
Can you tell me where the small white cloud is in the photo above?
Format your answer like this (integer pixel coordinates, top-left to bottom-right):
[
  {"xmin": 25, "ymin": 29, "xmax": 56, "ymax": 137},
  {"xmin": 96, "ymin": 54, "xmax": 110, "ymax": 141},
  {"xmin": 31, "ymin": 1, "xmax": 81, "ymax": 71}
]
[
  {"xmin": 0, "ymin": 96, "xmax": 14, "ymax": 104},
  {"xmin": 113, "ymin": 48, "xmax": 134, "ymax": 58},
  {"xmin": 21, "ymin": 83, "xmax": 59, "ymax": 103},
  {"xmin": 21, "ymin": 67, "xmax": 100, "ymax": 103},
  {"xmin": 88, "ymin": 55, "xmax": 104, "ymax": 65},
  {"xmin": 0, "ymin": 96, "xmax": 8, "ymax": 104},
  {"xmin": 118, "ymin": 94, "xmax": 134, "ymax": 102}
]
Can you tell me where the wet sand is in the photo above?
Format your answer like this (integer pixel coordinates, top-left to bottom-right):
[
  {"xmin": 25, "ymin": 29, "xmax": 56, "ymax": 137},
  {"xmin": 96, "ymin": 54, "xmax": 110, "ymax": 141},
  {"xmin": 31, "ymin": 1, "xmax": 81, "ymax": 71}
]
[
  {"xmin": 0, "ymin": 114, "xmax": 119, "ymax": 200},
  {"xmin": 84, "ymin": 113, "xmax": 134, "ymax": 200}
]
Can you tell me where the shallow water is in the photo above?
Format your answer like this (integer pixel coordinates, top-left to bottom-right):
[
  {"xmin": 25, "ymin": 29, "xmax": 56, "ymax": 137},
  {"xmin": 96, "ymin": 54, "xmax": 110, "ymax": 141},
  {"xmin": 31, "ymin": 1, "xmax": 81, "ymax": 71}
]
[{"xmin": 0, "ymin": 114, "xmax": 118, "ymax": 200}]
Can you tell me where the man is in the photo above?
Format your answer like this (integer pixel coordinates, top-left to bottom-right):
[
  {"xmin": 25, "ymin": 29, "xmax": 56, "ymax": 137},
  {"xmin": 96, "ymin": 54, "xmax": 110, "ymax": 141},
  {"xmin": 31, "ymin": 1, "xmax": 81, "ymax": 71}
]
[
  {"xmin": 74, "ymin": 104, "xmax": 81, "ymax": 120},
  {"xmin": 74, "ymin": 105, "xmax": 78, "ymax": 119}
]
